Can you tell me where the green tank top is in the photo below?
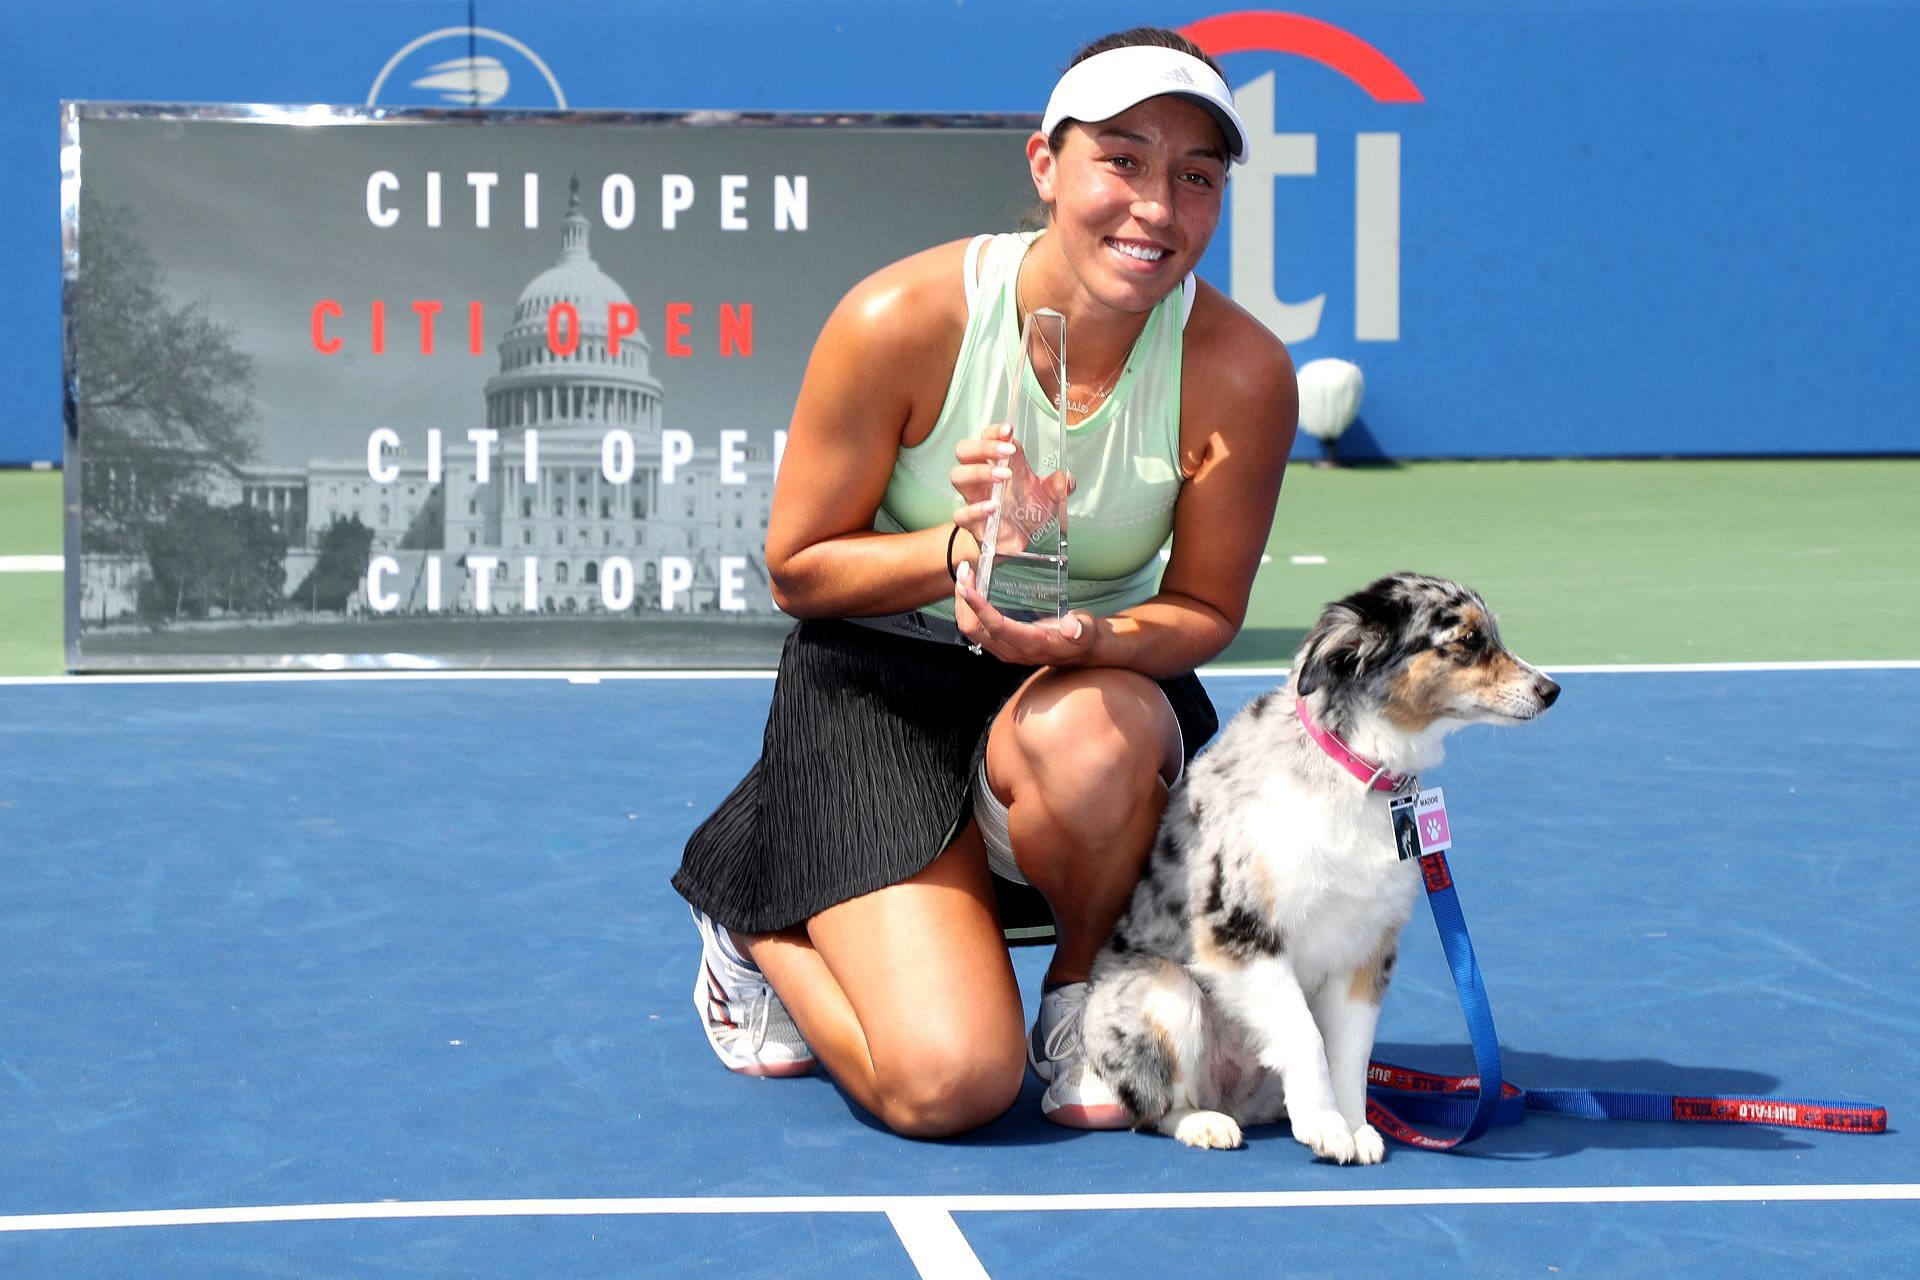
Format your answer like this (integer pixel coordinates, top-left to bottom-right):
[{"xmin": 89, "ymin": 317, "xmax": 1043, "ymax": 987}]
[{"xmin": 876, "ymin": 231, "xmax": 1188, "ymax": 619}]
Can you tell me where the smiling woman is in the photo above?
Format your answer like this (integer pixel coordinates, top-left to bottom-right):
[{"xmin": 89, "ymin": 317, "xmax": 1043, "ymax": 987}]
[{"xmin": 666, "ymin": 27, "xmax": 1300, "ymax": 1140}]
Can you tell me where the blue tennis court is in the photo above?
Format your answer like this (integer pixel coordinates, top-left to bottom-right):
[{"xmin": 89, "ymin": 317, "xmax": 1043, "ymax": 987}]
[{"xmin": 2, "ymin": 667, "xmax": 1916, "ymax": 1276}]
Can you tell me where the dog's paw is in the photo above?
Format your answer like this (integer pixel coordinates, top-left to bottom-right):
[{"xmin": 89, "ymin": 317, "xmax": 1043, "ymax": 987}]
[
  {"xmin": 1291, "ymin": 1109, "xmax": 1358, "ymax": 1164},
  {"xmin": 1172, "ymin": 1110, "xmax": 1244, "ymax": 1150},
  {"xmin": 1351, "ymin": 1122, "xmax": 1386, "ymax": 1166}
]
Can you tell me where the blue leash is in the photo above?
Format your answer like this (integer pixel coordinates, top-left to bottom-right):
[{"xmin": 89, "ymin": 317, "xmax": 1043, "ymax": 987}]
[{"xmin": 1364, "ymin": 850, "xmax": 1888, "ymax": 1149}]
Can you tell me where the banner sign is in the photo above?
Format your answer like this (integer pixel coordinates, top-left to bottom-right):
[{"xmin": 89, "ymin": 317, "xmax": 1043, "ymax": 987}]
[{"xmin": 61, "ymin": 104, "xmax": 1037, "ymax": 671}]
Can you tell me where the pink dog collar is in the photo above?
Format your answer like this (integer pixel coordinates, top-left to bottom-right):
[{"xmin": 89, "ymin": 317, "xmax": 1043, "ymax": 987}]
[{"xmin": 1296, "ymin": 697, "xmax": 1412, "ymax": 793}]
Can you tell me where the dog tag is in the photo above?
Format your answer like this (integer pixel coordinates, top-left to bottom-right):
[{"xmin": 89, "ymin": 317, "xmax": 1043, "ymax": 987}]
[
  {"xmin": 1413, "ymin": 786, "xmax": 1452, "ymax": 855},
  {"xmin": 1389, "ymin": 794, "xmax": 1421, "ymax": 861}
]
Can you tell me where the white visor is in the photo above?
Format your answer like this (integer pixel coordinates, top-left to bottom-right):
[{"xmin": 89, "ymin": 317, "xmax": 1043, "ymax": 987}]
[{"xmin": 1041, "ymin": 45, "xmax": 1249, "ymax": 166}]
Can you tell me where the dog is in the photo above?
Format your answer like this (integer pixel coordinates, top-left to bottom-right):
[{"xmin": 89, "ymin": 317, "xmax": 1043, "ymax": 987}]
[{"xmin": 1079, "ymin": 572, "xmax": 1559, "ymax": 1162}]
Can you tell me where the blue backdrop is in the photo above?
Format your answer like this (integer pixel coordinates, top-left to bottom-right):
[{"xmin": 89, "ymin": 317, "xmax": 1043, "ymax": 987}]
[{"xmin": 10, "ymin": 1, "xmax": 1917, "ymax": 464}]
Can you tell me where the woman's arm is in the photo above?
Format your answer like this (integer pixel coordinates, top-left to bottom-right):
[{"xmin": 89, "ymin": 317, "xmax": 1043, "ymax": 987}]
[
  {"xmin": 764, "ymin": 242, "xmax": 971, "ymax": 619},
  {"xmin": 955, "ymin": 281, "xmax": 1298, "ymax": 676}
]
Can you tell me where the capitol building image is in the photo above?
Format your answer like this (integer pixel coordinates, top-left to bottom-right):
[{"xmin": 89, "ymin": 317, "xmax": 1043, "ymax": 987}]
[
  {"xmin": 318, "ymin": 181, "xmax": 781, "ymax": 618},
  {"xmin": 85, "ymin": 181, "xmax": 782, "ymax": 627}
]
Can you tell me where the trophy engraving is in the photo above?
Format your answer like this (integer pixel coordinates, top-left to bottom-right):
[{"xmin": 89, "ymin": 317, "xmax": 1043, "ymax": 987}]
[{"xmin": 974, "ymin": 307, "xmax": 1070, "ymax": 621}]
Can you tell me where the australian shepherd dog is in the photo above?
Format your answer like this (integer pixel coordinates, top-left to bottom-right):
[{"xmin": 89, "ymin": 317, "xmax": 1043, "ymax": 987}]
[{"xmin": 1079, "ymin": 573, "xmax": 1559, "ymax": 1162}]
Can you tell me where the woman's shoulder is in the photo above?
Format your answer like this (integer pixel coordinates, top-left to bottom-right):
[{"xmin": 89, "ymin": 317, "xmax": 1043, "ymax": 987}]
[
  {"xmin": 1181, "ymin": 277, "xmax": 1297, "ymax": 403},
  {"xmin": 826, "ymin": 238, "xmax": 977, "ymax": 346},
  {"xmin": 800, "ymin": 238, "xmax": 980, "ymax": 426},
  {"xmin": 1174, "ymin": 279, "xmax": 1299, "ymax": 477}
]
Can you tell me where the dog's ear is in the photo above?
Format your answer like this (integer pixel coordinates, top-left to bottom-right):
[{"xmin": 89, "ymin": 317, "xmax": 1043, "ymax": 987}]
[
  {"xmin": 1293, "ymin": 585, "xmax": 1403, "ymax": 697},
  {"xmin": 1294, "ymin": 604, "xmax": 1379, "ymax": 696},
  {"xmin": 1291, "ymin": 614, "xmax": 1339, "ymax": 696}
]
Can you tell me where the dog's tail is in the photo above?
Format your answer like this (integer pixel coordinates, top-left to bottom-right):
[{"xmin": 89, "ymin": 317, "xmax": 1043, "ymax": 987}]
[{"xmin": 1085, "ymin": 954, "xmax": 1208, "ymax": 1126}]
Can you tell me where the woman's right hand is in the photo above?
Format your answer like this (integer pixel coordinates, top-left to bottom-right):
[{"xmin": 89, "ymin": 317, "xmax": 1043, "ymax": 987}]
[{"xmin": 949, "ymin": 422, "xmax": 1071, "ymax": 558}]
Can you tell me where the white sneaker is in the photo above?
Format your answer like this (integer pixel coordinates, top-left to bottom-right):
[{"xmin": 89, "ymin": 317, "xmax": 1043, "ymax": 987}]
[
  {"xmin": 1029, "ymin": 982, "xmax": 1131, "ymax": 1129},
  {"xmin": 691, "ymin": 907, "xmax": 816, "ymax": 1078}
]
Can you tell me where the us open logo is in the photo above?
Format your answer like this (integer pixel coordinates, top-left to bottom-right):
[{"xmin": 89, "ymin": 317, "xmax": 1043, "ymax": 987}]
[
  {"xmin": 1182, "ymin": 12, "xmax": 1423, "ymax": 345},
  {"xmin": 368, "ymin": 28, "xmax": 568, "ymax": 109}
]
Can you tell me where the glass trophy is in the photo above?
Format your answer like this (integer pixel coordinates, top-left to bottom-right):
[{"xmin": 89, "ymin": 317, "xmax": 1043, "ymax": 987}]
[{"xmin": 974, "ymin": 307, "xmax": 1070, "ymax": 621}]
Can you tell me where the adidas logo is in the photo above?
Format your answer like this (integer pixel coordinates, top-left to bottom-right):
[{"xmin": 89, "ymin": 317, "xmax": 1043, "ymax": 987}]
[{"xmin": 1163, "ymin": 66, "xmax": 1197, "ymax": 85}]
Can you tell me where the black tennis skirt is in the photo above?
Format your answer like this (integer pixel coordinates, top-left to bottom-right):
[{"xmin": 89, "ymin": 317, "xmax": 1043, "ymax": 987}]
[{"xmin": 670, "ymin": 617, "xmax": 1218, "ymax": 946}]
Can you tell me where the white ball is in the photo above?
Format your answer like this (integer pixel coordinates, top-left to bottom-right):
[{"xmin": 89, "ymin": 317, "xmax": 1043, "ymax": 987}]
[{"xmin": 1295, "ymin": 358, "xmax": 1365, "ymax": 442}]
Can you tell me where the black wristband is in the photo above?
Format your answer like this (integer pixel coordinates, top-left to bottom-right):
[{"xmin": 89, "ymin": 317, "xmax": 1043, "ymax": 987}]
[{"xmin": 946, "ymin": 523, "xmax": 965, "ymax": 582}]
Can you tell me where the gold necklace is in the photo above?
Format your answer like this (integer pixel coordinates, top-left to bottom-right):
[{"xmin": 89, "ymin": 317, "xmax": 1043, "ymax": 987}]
[
  {"xmin": 1017, "ymin": 263, "xmax": 1134, "ymax": 417},
  {"xmin": 1062, "ymin": 357, "xmax": 1126, "ymax": 416}
]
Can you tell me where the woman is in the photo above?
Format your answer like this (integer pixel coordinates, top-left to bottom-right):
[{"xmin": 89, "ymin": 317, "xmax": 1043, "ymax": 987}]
[{"xmin": 672, "ymin": 27, "xmax": 1298, "ymax": 1138}]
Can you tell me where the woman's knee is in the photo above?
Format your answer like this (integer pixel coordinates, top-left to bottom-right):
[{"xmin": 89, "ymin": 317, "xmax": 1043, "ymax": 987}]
[
  {"xmin": 999, "ymin": 668, "xmax": 1180, "ymax": 795},
  {"xmin": 870, "ymin": 1038, "xmax": 1026, "ymax": 1139}
]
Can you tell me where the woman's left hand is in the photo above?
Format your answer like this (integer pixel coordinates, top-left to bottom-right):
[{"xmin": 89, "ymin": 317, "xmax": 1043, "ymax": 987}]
[{"xmin": 953, "ymin": 559, "xmax": 1098, "ymax": 667}]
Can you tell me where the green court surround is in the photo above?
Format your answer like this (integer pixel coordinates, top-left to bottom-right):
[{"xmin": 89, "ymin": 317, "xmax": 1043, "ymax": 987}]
[{"xmin": 3, "ymin": 460, "xmax": 1915, "ymax": 676}]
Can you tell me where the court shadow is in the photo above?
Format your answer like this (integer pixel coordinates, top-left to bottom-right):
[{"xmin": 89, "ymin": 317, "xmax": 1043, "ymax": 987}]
[
  {"xmin": 1295, "ymin": 418, "xmax": 1410, "ymax": 470},
  {"xmin": 827, "ymin": 1045, "xmax": 1883, "ymax": 1156},
  {"xmin": 1365, "ymin": 1041, "xmax": 1866, "ymax": 1160},
  {"xmin": 831, "ymin": 1074, "xmax": 1090, "ymax": 1148}
]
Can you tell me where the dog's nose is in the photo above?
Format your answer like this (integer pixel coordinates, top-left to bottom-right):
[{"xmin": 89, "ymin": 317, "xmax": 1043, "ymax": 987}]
[{"xmin": 1535, "ymin": 674, "xmax": 1561, "ymax": 708}]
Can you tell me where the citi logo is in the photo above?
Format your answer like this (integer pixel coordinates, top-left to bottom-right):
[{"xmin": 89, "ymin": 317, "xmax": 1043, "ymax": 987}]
[{"xmin": 1183, "ymin": 11, "xmax": 1423, "ymax": 344}]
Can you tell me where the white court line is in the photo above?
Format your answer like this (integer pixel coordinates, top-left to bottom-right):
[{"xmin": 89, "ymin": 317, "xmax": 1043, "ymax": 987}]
[
  {"xmin": 0, "ymin": 555, "xmax": 62, "ymax": 573},
  {"xmin": 4, "ymin": 1184, "xmax": 1918, "ymax": 1236},
  {"xmin": 1, "ymin": 660, "xmax": 1916, "ymax": 689},
  {"xmin": 887, "ymin": 1204, "xmax": 991, "ymax": 1280}
]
